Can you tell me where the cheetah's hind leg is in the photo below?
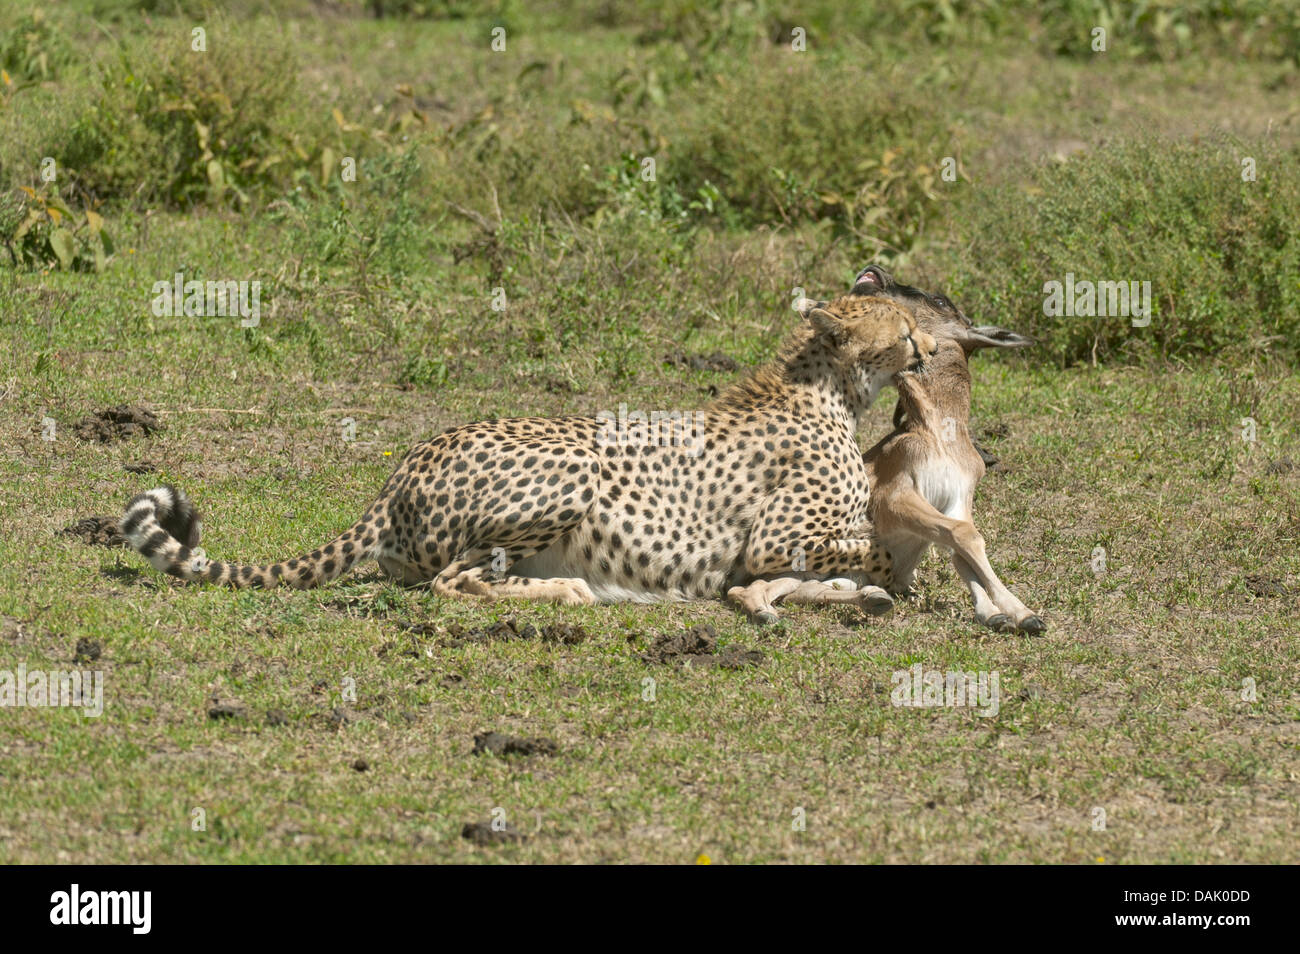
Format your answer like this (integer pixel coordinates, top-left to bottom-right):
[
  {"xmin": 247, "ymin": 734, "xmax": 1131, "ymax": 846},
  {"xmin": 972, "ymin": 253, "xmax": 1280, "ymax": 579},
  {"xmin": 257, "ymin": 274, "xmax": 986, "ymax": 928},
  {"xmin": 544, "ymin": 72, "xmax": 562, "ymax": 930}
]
[{"xmin": 432, "ymin": 559, "xmax": 596, "ymax": 607}]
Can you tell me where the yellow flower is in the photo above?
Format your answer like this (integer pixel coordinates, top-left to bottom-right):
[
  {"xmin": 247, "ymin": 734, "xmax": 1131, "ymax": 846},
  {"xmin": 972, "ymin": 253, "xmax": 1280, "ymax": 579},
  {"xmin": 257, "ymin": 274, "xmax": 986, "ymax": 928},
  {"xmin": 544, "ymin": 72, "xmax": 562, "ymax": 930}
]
[{"xmin": 695, "ymin": 853, "xmax": 711, "ymax": 865}]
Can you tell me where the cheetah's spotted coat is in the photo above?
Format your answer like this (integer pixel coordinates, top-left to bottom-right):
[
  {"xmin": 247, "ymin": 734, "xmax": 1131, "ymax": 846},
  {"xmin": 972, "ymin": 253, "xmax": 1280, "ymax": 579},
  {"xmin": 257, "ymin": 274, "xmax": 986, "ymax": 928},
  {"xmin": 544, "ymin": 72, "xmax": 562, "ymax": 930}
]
[{"xmin": 121, "ymin": 294, "xmax": 936, "ymax": 607}]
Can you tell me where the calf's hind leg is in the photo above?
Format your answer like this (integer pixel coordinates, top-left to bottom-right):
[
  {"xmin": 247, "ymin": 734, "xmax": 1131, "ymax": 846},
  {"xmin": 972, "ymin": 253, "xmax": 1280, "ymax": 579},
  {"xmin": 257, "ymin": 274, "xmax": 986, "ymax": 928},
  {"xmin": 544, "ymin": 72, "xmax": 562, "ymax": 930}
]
[
  {"xmin": 885, "ymin": 489, "xmax": 1045, "ymax": 633},
  {"xmin": 728, "ymin": 577, "xmax": 893, "ymax": 625},
  {"xmin": 782, "ymin": 580, "xmax": 893, "ymax": 616},
  {"xmin": 728, "ymin": 577, "xmax": 807, "ymax": 624}
]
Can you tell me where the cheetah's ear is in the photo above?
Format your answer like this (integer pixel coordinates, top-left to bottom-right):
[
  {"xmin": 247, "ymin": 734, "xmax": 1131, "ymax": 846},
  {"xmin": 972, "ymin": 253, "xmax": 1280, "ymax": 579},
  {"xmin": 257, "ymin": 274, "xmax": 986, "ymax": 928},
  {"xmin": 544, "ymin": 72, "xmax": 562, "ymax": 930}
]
[
  {"xmin": 792, "ymin": 297, "xmax": 826, "ymax": 317},
  {"xmin": 805, "ymin": 306, "xmax": 848, "ymax": 346}
]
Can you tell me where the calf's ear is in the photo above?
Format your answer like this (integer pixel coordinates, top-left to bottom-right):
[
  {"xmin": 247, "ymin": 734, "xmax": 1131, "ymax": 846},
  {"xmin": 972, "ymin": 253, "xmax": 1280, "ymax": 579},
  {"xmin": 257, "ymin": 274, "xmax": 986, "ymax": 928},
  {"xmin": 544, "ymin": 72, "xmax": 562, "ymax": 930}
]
[{"xmin": 967, "ymin": 325, "xmax": 1034, "ymax": 349}]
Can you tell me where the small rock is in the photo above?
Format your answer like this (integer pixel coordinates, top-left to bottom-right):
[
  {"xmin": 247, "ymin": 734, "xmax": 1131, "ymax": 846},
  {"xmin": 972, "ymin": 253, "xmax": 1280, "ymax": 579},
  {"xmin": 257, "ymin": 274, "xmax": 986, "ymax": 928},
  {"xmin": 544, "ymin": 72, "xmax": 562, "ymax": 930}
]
[
  {"xmin": 73, "ymin": 637, "xmax": 102, "ymax": 663},
  {"xmin": 664, "ymin": 350, "xmax": 739, "ymax": 373},
  {"xmin": 1017, "ymin": 684, "xmax": 1045, "ymax": 702},
  {"xmin": 461, "ymin": 821, "xmax": 525, "ymax": 845},
  {"xmin": 472, "ymin": 732, "xmax": 558, "ymax": 757}
]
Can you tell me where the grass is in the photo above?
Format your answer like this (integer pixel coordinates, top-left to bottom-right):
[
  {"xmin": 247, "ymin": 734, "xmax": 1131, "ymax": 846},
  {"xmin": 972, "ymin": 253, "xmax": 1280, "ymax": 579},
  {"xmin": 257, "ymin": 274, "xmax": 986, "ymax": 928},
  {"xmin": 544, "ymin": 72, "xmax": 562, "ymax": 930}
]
[
  {"xmin": 0, "ymin": 1, "xmax": 1298, "ymax": 863},
  {"xmin": 3, "ymin": 357, "xmax": 1297, "ymax": 863}
]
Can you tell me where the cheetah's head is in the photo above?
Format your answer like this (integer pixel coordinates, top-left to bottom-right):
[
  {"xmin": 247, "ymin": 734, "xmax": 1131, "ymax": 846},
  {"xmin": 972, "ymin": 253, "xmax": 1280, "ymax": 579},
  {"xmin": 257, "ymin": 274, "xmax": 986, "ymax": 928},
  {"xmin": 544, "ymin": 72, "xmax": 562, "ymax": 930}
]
[
  {"xmin": 799, "ymin": 294, "xmax": 938, "ymax": 389},
  {"xmin": 850, "ymin": 264, "xmax": 1033, "ymax": 355}
]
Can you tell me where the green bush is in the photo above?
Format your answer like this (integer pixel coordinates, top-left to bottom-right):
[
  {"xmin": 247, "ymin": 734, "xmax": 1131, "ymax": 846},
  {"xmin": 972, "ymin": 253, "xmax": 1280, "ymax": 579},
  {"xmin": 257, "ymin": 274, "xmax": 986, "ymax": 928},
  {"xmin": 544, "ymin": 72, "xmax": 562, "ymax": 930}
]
[
  {"xmin": 396, "ymin": 46, "xmax": 955, "ymax": 256},
  {"xmin": 366, "ymin": 0, "xmax": 507, "ymax": 19},
  {"xmin": 661, "ymin": 50, "xmax": 955, "ymax": 253},
  {"xmin": 0, "ymin": 185, "xmax": 115, "ymax": 271},
  {"xmin": 0, "ymin": 10, "xmax": 72, "ymax": 82},
  {"xmin": 931, "ymin": 136, "xmax": 1300, "ymax": 366},
  {"xmin": 529, "ymin": 0, "xmax": 1300, "ymax": 64},
  {"xmin": 276, "ymin": 150, "xmax": 433, "ymax": 278},
  {"xmin": 1031, "ymin": 0, "xmax": 1300, "ymax": 63},
  {"xmin": 56, "ymin": 26, "xmax": 318, "ymax": 208}
]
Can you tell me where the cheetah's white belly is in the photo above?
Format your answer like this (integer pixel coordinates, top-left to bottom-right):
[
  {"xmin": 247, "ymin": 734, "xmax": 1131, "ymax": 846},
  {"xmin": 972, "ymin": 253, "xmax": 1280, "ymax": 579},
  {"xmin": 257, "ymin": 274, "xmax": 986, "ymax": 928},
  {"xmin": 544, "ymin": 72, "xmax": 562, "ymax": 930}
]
[{"xmin": 510, "ymin": 546, "xmax": 681, "ymax": 604}]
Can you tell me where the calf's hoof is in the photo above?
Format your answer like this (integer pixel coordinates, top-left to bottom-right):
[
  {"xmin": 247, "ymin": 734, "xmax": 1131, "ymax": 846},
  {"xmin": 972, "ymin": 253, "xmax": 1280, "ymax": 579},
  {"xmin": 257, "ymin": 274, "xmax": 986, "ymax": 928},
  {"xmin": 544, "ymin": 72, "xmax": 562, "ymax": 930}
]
[
  {"xmin": 1017, "ymin": 614, "xmax": 1047, "ymax": 634},
  {"xmin": 856, "ymin": 587, "xmax": 894, "ymax": 616}
]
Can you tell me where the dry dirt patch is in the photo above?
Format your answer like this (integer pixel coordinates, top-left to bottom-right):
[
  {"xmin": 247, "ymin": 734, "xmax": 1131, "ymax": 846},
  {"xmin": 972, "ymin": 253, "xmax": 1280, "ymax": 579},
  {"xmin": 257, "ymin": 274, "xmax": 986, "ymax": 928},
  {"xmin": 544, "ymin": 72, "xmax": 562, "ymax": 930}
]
[
  {"xmin": 58, "ymin": 515, "xmax": 126, "ymax": 548},
  {"xmin": 73, "ymin": 405, "xmax": 160, "ymax": 443},
  {"xmin": 639, "ymin": 624, "xmax": 764, "ymax": 669}
]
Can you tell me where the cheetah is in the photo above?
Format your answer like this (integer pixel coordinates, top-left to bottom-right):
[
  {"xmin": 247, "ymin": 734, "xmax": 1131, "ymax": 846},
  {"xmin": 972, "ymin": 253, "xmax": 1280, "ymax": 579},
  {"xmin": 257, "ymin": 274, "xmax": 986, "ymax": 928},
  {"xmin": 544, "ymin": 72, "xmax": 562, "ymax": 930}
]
[{"xmin": 119, "ymin": 294, "xmax": 937, "ymax": 611}]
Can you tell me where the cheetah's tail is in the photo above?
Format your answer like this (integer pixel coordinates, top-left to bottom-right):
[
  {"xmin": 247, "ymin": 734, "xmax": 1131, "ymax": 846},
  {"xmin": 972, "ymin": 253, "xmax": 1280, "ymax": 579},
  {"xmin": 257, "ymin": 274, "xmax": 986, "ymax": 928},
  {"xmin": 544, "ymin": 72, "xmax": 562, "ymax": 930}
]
[{"xmin": 120, "ymin": 486, "xmax": 381, "ymax": 589}]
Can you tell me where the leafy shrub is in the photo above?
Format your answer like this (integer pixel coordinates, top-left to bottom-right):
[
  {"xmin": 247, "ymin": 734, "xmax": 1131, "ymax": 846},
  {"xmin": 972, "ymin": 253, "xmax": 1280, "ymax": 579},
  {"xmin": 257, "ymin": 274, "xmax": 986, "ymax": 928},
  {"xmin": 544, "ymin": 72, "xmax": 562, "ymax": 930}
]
[
  {"xmin": 1031, "ymin": 0, "xmax": 1300, "ymax": 64},
  {"xmin": 662, "ymin": 51, "xmax": 955, "ymax": 254},
  {"xmin": 56, "ymin": 27, "xmax": 316, "ymax": 208},
  {"xmin": 632, "ymin": 0, "xmax": 777, "ymax": 52},
  {"xmin": 0, "ymin": 10, "xmax": 71, "ymax": 83},
  {"xmin": 367, "ymin": 0, "xmax": 505, "ymax": 18},
  {"xmin": 276, "ymin": 150, "xmax": 433, "ymax": 278},
  {"xmin": 531, "ymin": 0, "xmax": 1300, "ymax": 63},
  {"xmin": 0, "ymin": 186, "xmax": 114, "ymax": 271},
  {"xmin": 931, "ymin": 136, "xmax": 1300, "ymax": 366}
]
